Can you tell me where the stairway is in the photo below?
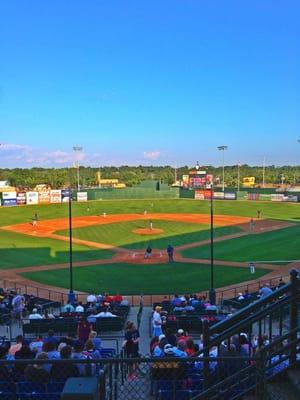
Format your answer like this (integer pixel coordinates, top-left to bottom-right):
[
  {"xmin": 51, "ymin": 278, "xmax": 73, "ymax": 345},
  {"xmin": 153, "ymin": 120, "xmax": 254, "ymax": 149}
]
[{"xmin": 243, "ymin": 367, "xmax": 300, "ymax": 400}]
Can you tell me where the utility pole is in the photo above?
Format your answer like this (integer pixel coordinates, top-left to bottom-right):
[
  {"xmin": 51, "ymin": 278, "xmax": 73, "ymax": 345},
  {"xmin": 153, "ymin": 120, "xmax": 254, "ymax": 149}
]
[{"xmin": 262, "ymin": 157, "xmax": 266, "ymax": 188}]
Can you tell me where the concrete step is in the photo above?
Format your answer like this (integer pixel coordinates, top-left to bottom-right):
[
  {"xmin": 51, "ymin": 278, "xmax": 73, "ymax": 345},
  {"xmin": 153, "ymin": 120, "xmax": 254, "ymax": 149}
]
[
  {"xmin": 266, "ymin": 381, "xmax": 299, "ymax": 400},
  {"xmin": 287, "ymin": 369, "xmax": 300, "ymax": 392}
]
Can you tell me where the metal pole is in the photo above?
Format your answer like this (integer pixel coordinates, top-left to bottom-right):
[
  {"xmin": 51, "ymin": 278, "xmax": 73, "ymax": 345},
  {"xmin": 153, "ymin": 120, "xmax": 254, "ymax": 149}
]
[
  {"xmin": 222, "ymin": 150, "xmax": 225, "ymax": 192},
  {"xmin": 217, "ymin": 146, "xmax": 228, "ymax": 192},
  {"xmin": 68, "ymin": 188, "xmax": 75, "ymax": 304},
  {"xmin": 209, "ymin": 184, "xmax": 216, "ymax": 305},
  {"xmin": 73, "ymin": 145, "xmax": 83, "ymax": 192},
  {"xmin": 262, "ymin": 157, "xmax": 265, "ymax": 188},
  {"xmin": 237, "ymin": 163, "xmax": 240, "ymax": 193}
]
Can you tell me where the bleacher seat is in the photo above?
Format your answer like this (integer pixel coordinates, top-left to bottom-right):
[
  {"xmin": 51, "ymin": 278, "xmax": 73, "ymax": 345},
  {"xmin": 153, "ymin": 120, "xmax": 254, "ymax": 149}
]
[
  {"xmin": 94, "ymin": 317, "xmax": 124, "ymax": 333},
  {"xmin": 158, "ymin": 389, "xmax": 192, "ymax": 400}
]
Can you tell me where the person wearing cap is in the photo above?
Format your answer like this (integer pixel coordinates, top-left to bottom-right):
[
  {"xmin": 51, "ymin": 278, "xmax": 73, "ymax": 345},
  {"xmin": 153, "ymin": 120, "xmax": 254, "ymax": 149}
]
[
  {"xmin": 29, "ymin": 308, "xmax": 43, "ymax": 320},
  {"xmin": 152, "ymin": 306, "xmax": 163, "ymax": 337},
  {"xmin": 176, "ymin": 329, "xmax": 189, "ymax": 344}
]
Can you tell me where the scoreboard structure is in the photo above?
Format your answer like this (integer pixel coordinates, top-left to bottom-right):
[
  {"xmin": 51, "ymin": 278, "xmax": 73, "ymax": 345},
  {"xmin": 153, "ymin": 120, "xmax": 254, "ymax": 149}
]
[{"xmin": 183, "ymin": 167, "xmax": 213, "ymax": 189}]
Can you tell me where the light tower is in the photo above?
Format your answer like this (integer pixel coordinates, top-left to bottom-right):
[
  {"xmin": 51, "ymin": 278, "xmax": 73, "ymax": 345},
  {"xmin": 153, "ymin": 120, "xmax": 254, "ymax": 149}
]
[{"xmin": 217, "ymin": 145, "xmax": 228, "ymax": 191}]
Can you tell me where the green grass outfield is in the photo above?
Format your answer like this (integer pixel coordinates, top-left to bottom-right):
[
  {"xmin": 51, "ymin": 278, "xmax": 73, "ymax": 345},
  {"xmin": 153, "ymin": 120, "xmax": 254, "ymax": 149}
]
[
  {"xmin": 0, "ymin": 230, "xmax": 113, "ymax": 269},
  {"xmin": 0, "ymin": 198, "xmax": 299, "ymax": 226},
  {"xmin": 21, "ymin": 262, "xmax": 270, "ymax": 295},
  {"xmin": 181, "ymin": 224, "xmax": 300, "ymax": 262},
  {"xmin": 55, "ymin": 220, "xmax": 241, "ymax": 249}
]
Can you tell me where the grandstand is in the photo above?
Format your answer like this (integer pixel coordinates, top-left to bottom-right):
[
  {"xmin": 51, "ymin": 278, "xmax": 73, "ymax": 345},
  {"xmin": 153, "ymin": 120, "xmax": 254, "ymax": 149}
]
[{"xmin": 0, "ymin": 270, "xmax": 300, "ymax": 399}]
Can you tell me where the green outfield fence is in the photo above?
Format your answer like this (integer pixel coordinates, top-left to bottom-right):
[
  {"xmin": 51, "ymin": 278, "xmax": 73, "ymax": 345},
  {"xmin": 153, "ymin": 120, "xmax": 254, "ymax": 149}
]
[{"xmin": 79, "ymin": 187, "xmax": 179, "ymax": 200}]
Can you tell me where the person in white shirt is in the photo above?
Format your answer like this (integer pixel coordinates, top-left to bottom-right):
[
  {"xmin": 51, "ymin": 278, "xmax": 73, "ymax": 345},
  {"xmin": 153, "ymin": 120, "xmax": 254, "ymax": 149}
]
[
  {"xmin": 29, "ymin": 308, "xmax": 43, "ymax": 320},
  {"xmin": 87, "ymin": 294, "xmax": 97, "ymax": 303},
  {"xmin": 152, "ymin": 306, "xmax": 163, "ymax": 337},
  {"xmin": 75, "ymin": 302, "xmax": 85, "ymax": 313},
  {"xmin": 95, "ymin": 309, "xmax": 117, "ymax": 318}
]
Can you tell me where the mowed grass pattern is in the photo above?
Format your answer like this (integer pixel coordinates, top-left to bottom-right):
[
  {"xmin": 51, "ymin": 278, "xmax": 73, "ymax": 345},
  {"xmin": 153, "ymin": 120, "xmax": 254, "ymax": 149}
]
[
  {"xmin": 0, "ymin": 230, "xmax": 114, "ymax": 269},
  {"xmin": 21, "ymin": 262, "xmax": 270, "ymax": 295},
  {"xmin": 181, "ymin": 224, "xmax": 300, "ymax": 262},
  {"xmin": 55, "ymin": 220, "xmax": 242, "ymax": 249},
  {"xmin": 0, "ymin": 198, "xmax": 299, "ymax": 227}
]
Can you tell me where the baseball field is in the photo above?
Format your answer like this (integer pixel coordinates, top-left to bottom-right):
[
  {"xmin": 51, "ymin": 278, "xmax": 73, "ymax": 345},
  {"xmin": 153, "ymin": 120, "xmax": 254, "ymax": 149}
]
[{"xmin": 0, "ymin": 199, "xmax": 299, "ymax": 295}]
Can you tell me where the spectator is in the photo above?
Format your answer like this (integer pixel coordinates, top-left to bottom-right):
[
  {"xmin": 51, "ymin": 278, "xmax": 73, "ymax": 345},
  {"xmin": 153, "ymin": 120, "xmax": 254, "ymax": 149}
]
[
  {"xmin": 77, "ymin": 317, "xmax": 92, "ymax": 343},
  {"xmin": 24, "ymin": 352, "xmax": 50, "ymax": 383},
  {"xmin": 237, "ymin": 293, "xmax": 245, "ymax": 301},
  {"xmin": 152, "ymin": 306, "xmax": 163, "ymax": 337},
  {"xmin": 30, "ymin": 335, "xmax": 44, "ymax": 354},
  {"xmin": 114, "ymin": 293, "xmax": 123, "ymax": 303},
  {"xmin": 62, "ymin": 302, "xmax": 75, "ymax": 313},
  {"xmin": 0, "ymin": 345, "xmax": 13, "ymax": 381},
  {"xmin": 83, "ymin": 340, "xmax": 101, "ymax": 359},
  {"xmin": 15, "ymin": 344, "xmax": 35, "ymax": 374},
  {"xmin": 176, "ymin": 329, "xmax": 189, "ymax": 343},
  {"xmin": 259, "ymin": 284, "xmax": 273, "ymax": 298},
  {"xmin": 87, "ymin": 294, "xmax": 97, "ymax": 304},
  {"xmin": 9, "ymin": 335, "xmax": 23, "ymax": 356},
  {"xmin": 50, "ymin": 345, "xmax": 79, "ymax": 381},
  {"xmin": 44, "ymin": 330, "xmax": 59, "ymax": 346},
  {"xmin": 165, "ymin": 328, "xmax": 177, "ymax": 347},
  {"xmin": 123, "ymin": 322, "xmax": 140, "ymax": 358},
  {"xmin": 75, "ymin": 302, "xmax": 85, "ymax": 313},
  {"xmin": 89, "ymin": 331, "xmax": 102, "ymax": 350},
  {"xmin": 94, "ymin": 307, "xmax": 117, "ymax": 318},
  {"xmin": 43, "ymin": 309, "xmax": 55, "ymax": 319},
  {"xmin": 12, "ymin": 294, "xmax": 25, "ymax": 318},
  {"xmin": 44, "ymin": 341, "xmax": 60, "ymax": 360},
  {"xmin": 72, "ymin": 340, "xmax": 87, "ymax": 376},
  {"xmin": 186, "ymin": 339, "xmax": 197, "ymax": 356},
  {"xmin": 29, "ymin": 308, "xmax": 43, "ymax": 319},
  {"xmin": 120, "ymin": 296, "xmax": 129, "ymax": 306}
]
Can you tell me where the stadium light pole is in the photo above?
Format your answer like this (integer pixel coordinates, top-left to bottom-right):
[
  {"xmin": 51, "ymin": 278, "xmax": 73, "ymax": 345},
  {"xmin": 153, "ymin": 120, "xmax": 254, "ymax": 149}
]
[
  {"xmin": 68, "ymin": 173, "xmax": 75, "ymax": 304},
  {"xmin": 208, "ymin": 177, "xmax": 216, "ymax": 305},
  {"xmin": 217, "ymin": 146, "xmax": 228, "ymax": 191},
  {"xmin": 237, "ymin": 162, "xmax": 241, "ymax": 193},
  {"xmin": 73, "ymin": 145, "xmax": 83, "ymax": 191}
]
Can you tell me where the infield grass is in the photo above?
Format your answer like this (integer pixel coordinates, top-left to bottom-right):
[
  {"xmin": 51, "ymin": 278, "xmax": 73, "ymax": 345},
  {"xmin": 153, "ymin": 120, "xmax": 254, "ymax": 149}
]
[
  {"xmin": 55, "ymin": 220, "xmax": 242, "ymax": 249},
  {"xmin": 21, "ymin": 262, "xmax": 270, "ymax": 295},
  {"xmin": 181, "ymin": 224, "xmax": 300, "ymax": 262}
]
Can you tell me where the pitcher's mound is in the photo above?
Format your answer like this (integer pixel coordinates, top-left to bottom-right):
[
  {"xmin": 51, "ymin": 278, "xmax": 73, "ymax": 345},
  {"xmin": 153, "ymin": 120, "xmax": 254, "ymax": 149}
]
[{"xmin": 133, "ymin": 228, "xmax": 164, "ymax": 235}]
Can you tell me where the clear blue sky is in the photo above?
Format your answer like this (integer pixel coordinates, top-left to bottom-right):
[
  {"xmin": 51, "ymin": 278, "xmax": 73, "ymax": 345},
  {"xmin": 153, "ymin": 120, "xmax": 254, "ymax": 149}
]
[{"xmin": 1, "ymin": 1, "xmax": 299, "ymax": 168}]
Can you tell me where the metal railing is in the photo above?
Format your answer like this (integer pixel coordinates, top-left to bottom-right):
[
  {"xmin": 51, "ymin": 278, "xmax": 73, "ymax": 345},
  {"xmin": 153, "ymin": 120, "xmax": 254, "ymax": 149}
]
[{"xmin": 0, "ymin": 273, "xmax": 289, "ymax": 307}]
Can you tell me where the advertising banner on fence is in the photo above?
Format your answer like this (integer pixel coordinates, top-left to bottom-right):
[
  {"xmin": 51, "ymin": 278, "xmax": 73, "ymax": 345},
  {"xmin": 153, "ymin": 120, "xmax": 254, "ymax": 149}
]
[
  {"xmin": 2, "ymin": 191, "xmax": 17, "ymax": 206},
  {"xmin": 50, "ymin": 190, "xmax": 62, "ymax": 203},
  {"xmin": 26, "ymin": 191, "xmax": 39, "ymax": 205},
  {"xmin": 61, "ymin": 189, "xmax": 71, "ymax": 202},
  {"xmin": 247, "ymin": 193, "xmax": 260, "ymax": 201},
  {"xmin": 39, "ymin": 191, "xmax": 50, "ymax": 204},
  {"xmin": 17, "ymin": 192, "xmax": 26, "ymax": 205},
  {"xmin": 224, "ymin": 192, "xmax": 237, "ymax": 200},
  {"xmin": 286, "ymin": 195, "xmax": 298, "ymax": 202},
  {"xmin": 194, "ymin": 190, "xmax": 204, "ymax": 200},
  {"xmin": 204, "ymin": 189, "xmax": 213, "ymax": 199},
  {"xmin": 271, "ymin": 194, "xmax": 285, "ymax": 202},
  {"xmin": 77, "ymin": 192, "xmax": 88, "ymax": 202},
  {"xmin": 213, "ymin": 192, "xmax": 225, "ymax": 199},
  {"xmin": 77, "ymin": 192, "xmax": 87, "ymax": 201}
]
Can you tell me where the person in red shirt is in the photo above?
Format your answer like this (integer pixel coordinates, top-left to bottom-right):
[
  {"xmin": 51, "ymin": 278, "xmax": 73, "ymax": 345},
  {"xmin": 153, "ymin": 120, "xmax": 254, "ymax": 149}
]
[{"xmin": 114, "ymin": 294, "xmax": 123, "ymax": 303}]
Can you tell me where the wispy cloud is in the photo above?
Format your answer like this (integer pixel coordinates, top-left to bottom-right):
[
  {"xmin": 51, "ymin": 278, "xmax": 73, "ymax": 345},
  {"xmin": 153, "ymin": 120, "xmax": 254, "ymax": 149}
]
[
  {"xmin": 0, "ymin": 143, "xmax": 86, "ymax": 166},
  {"xmin": 143, "ymin": 151, "xmax": 161, "ymax": 160}
]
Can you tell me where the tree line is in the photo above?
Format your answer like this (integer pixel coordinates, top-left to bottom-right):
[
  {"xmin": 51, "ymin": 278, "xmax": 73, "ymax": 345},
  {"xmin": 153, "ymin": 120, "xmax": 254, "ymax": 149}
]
[{"xmin": 0, "ymin": 165, "xmax": 299, "ymax": 189}]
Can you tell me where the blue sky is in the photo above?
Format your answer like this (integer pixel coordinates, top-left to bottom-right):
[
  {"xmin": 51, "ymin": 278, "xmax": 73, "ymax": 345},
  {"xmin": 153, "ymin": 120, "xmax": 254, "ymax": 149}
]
[{"xmin": 0, "ymin": 1, "xmax": 299, "ymax": 168}]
